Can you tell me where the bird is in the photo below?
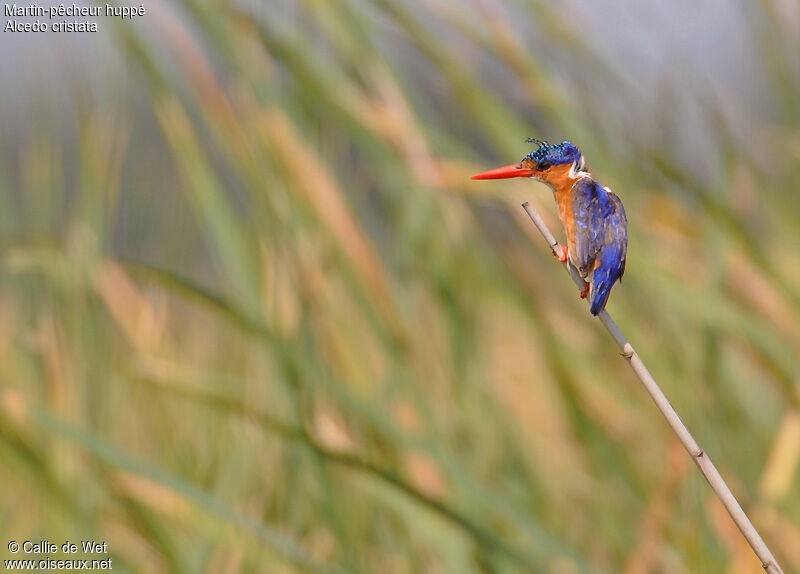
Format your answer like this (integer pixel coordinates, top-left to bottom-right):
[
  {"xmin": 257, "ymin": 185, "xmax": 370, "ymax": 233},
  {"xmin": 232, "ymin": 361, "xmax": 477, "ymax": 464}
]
[{"xmin": 472, "ymin": 139, "xmax": 627, "ymax": 315}]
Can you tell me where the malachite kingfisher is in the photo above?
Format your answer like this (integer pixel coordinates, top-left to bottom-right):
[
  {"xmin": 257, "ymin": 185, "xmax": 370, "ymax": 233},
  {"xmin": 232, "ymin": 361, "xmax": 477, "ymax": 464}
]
[{"xmin": 472, "ymin": 139, "xmax": 627, "ymax": 315}]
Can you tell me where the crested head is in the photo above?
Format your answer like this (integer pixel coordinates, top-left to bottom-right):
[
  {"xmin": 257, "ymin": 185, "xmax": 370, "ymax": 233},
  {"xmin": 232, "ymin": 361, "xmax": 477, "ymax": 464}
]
[
  {"xmin": 523, "ymin": 138, "xmax": 582, "ymax": 168},
  {"xmin": 517, "ymin": 138, "xmax": 588, "ymax": 190}
]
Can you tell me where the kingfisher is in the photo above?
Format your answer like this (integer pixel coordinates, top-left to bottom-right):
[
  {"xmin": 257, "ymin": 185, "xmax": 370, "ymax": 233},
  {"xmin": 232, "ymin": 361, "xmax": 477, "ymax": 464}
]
[{"xmin": 472, "ymin": 139, "xmax": 627, "ymax": 315}]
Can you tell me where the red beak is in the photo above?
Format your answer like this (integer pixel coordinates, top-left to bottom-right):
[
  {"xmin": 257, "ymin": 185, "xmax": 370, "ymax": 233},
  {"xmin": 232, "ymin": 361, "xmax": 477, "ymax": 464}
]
[{"xmin": 471, "ymin": 163, "xmax": 536, "ymax": 180}]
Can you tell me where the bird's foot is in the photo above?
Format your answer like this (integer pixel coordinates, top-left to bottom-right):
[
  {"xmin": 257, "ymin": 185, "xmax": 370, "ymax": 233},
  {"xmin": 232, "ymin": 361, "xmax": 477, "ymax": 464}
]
[
  {"xmin": 580, "ymin": 282, "xmax": 590, "ymax": 299},
  {"xmin": 553, "ymin": 244, "xmax": 568, "ymax": 263}
]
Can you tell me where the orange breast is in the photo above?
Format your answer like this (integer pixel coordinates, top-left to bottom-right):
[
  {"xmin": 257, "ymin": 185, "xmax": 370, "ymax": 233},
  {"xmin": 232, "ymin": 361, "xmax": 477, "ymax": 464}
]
[
  {"xmin": 553, "ymin": 184, "xmax": 576, "ymax": 252},
  {"xmin": 544, "ymin": 164, "xmax": 586, "ymax": 254}
]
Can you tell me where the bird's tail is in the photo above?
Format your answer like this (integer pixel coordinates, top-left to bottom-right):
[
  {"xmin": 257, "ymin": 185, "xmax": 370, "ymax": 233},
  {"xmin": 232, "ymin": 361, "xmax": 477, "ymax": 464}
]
[
  {"xmin": 590, "ymin": 279, "xmax": 614, "ymax": 316},
  {"xmin": 590, "ymin": 250, "xmax": 624, "ymax": 316}
]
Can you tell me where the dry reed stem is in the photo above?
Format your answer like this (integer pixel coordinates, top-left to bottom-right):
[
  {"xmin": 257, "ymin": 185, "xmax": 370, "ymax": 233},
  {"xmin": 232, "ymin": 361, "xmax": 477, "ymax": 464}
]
[{"xmin": 520, "ymin": 201, "xmax": 784, "ymax": 574}]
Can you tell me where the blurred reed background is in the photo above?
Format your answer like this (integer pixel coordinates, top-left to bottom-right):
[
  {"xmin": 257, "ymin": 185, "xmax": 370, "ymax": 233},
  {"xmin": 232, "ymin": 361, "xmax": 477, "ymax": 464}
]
[{"xmin": 0, "ymin": 0, "xmax": 799, "ymax": 572}]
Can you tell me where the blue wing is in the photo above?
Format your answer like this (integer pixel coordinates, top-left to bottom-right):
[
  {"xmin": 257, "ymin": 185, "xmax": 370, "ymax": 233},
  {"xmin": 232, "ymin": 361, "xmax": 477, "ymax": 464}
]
[
  {"xmin": 570, "ymin": 179, "xmax": 612, "ymax": 277},
  {"xmin": 590, "ymin": 192, "xmax": 627, "ymax": 315},
  {"xmin": 570, "ymin": 180, "xmax": 627, "ymax": 315}
]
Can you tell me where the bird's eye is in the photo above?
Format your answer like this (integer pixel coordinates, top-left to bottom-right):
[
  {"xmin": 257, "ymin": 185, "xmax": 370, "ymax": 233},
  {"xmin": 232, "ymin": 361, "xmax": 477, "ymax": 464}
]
[{"xmin": 537, "ymin": 162, "xmax": 551, "ymax": 170}]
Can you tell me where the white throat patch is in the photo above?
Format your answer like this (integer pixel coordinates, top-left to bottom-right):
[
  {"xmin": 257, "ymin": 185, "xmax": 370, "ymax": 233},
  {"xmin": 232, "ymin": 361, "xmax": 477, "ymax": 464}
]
[{"xmin": 568, "ymin": 156, "xmax": 590, "ymax": 179}]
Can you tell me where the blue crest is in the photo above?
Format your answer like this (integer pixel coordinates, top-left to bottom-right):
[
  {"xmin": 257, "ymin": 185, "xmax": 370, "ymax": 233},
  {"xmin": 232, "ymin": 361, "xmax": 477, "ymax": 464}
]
[{"xmin": 525, "ymin": 138, "xmax": 582, "ymax": 166}]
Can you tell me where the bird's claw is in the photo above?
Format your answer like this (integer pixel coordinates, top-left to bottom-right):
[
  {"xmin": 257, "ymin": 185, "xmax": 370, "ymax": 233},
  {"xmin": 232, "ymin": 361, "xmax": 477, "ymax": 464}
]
[
  {"xmin": 553, "ymin": 244, "xmax": 568, "ymax": 263},
  {"xmin": 580, "ymin": 282, "xmax": 590, "ymax": 299}
]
